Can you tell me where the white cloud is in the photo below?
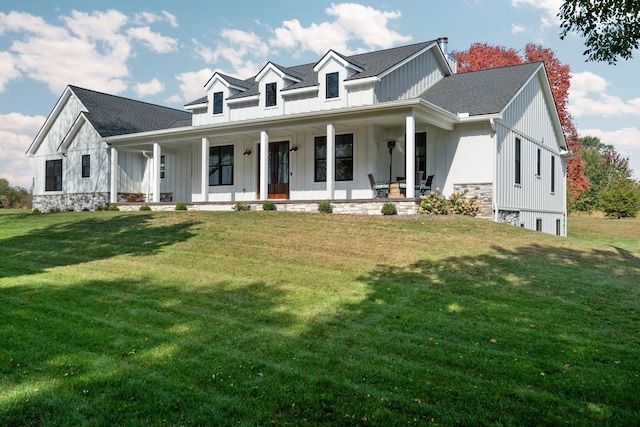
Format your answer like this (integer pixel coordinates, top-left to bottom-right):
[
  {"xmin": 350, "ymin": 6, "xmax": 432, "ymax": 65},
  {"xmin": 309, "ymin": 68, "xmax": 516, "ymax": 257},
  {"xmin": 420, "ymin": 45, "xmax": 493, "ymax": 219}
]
[
  {"xmin": 0, "ymin": 51, "xmax": 21, "ymax": 92},
  {"xmin": 570, "ymin": 71, "xmax": 640, "ymax": 117},
  {"xmin": 167, "ymin": 68, "xmax": 214, "ymax": 104},
  {"xmin": 195, "ymin": 30, "xmax": 269, "ymax": 78},
  {"xmin": 1, "ymin": 9, "xmax": 178, "ymax": 95},
  {"xmin": 0, "ymin": 113, "xmax": 46, "ymax": 188},
  {"xmin": 511, "ymin": 24, "xmax": 526, "ymax": 34},
  {"xmin": 127, "ymin": 26, "xmax": 178, "ymax": 53},
  {"xmin": 161, "ymin": 11, "xmax": 179, "ymax": 28},
  {"xmin": 134, "ymin": 10, "xmax": 179, "ymax": 28},
  {"xmin": 270, "ymin": 3, "xmax": 411, "ymax": 55},
  {"xmin": 512, "ymin": 0, "xmax": 562, "ymax": 27},
  {"xmin": 134, "ymin": 78, "xmax": 165, "ymax": 97}
]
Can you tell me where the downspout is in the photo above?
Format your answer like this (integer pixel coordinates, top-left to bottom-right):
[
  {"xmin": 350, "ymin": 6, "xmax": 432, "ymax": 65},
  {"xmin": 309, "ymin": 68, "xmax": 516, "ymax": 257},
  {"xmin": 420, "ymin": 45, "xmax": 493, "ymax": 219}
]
[
  {"xmin": 142, "ymin": 151, "xmax": 151, "ymax": 203},
  {"xmin": 491, "ymin": 120, "xmax": 498, "ymax": 223}
]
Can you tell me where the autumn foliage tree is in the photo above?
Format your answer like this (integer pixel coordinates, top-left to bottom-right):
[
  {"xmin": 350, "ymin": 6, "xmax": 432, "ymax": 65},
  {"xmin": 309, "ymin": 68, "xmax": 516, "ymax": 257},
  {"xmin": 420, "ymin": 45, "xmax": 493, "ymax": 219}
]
[{"xmin": 454, "ymin": 43, "xmax": 589, "ymax": 202}]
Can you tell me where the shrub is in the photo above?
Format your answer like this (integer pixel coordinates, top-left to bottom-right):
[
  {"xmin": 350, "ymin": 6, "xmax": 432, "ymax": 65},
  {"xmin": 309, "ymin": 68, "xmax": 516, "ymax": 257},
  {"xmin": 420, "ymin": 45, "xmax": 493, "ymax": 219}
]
[
  {"xmin": 420, "ymin": 188, "xmax": 477, "ymax": 216},
  {"xmin": 262, "ymin": 200, "xmax": 276, "ymax": 211},
  {"xmin": 175, "ymin": 202, "xmax": 187, "ymax": 211},
  {"xmin": 140, "ymin": 205, "xmax": 152, "ymax": 211},
  {"xmin": 599, "ymin": 177, "xmax": 640, "ymax": 218},
  {"xmin": 381, "ymin": 202, "xmax": 397, "ymax": 215},
  {"xmin": 95, "ymin": 205, "xmax": 104, "ymax": 211},
  {"xmin": 107, "ymin": 205, "xmax": 119, "ymax": 211},
  {"xmin": 318, "ymin": 200, "xmax": 333, "ymax": 213},
  {"xmin": 82, "ymin": 207, "xmax": 90, "ymax": 212},
  {"xmin": 31, "ymin": 208, "xmax": 40, "ymax": 214},
  {"xmin": 233, "ymin": 202, "xmax": 251, "ymax": 212},
  {"xmin": 49, "ymin": 207, "xmax": 61, "ymax": 213}
]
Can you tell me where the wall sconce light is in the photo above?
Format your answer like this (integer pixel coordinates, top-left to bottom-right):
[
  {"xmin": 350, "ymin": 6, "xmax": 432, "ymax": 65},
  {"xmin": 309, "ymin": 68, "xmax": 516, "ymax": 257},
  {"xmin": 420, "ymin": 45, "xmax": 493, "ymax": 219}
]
[
  {"xmin": 243, "ymin": 149, "xmax": 252, "ymax": 156},
  {"xmin": 289, "ymin": 146, "xmax": 298, "ymax": 152}
]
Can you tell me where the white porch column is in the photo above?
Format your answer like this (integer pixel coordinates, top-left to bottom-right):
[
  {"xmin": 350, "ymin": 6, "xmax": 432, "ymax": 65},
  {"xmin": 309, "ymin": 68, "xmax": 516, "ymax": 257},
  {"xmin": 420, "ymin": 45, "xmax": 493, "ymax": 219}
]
[
  {"xmin": 326, "ymin": 123, "xmax": 335, "ymax": 199},
  {"xmin": 201, "ymin": 138, "xmax": 209, "ymax": 202},
  {"xmin": 405, "ymin": 113, "xmax": 416, "ymax": 197},
  {"xmin": 153, "ymin": 142, "xmax": 161, "ymax": 203},
  {"xmin": 260, "ymin": 131, "xmax": 269, "ymax": 200},
  {"xmin": 110, "ymin": 146, "xmax": 118, "ymax": 204}
]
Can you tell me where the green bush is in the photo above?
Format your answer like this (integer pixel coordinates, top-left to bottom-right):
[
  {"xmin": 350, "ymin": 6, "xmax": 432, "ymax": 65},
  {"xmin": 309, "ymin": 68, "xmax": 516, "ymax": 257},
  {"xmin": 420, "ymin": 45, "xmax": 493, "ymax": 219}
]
[
  {"xmin": 107, "ymin": 205, "xmax": 119, "ymax": 211},
  {"xmin": 318, "ymin": 200, "xmax": 333, "ymax": 213},
  {"xmin": 262, "ymin": 200, "xmax": 276, "ymax": 211},
  {"xmin": 175, "ymin": 202, "xmax": 187, "ymax": 211},
  {"xmin": 82, "ymin": 207, "xmax": 90, "ymax": 212},
  {"xmin": 233, "ymin": 202, "xmax": 251, "ymax": 212},
  {"xmin": 49, "ymin": 207, "xmax": 61, "ymax": 213},
  {"xmin": 599, "ymin": 177, "xmax": 640, "ymax": 218},
  {"xmin": 420, "ymin": 188, "xmax": 478, "ymax": 216},
  {"xmin": 140, "ymin": 205, "xmax": 152, "ymax": 211},
  {"xmin": 381, "ymin": 202, "xmax": 397, "ymax": 215},
  {"xmin": 31, "ymin": 208, "xmax": 40, "ymax": 214}
]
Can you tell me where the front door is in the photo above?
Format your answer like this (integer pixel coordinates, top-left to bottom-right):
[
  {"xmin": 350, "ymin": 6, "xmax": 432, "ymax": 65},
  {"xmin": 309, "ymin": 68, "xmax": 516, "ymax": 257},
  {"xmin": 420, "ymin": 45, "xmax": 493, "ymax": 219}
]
[{"xmin": 268, "ymin": 141, "xmax": 290, "ymax": 199}]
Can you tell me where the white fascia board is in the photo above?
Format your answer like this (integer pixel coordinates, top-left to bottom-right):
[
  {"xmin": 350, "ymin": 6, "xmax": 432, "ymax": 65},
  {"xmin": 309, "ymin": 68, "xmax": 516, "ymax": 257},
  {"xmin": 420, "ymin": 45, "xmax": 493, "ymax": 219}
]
[
  {"xmin": 57, "ymin": 112, "xmax": 89, "ymax": 152},
  {"xmin": 26, "ymin": 87, "xmax": 82, "ymax": 156},
  {"xmin": 281, "ymin": 85, "xmax": 319, "ymax": 97},
  {"xmin": 499, "ymin": 63, "xmax": 567, "ymax": 150},
  {"xmin": 185, "ymin": 102, "xmax": 208, "ymax": 111},
  {"xmin": 205, "ymin": 73, "xmax": 249, "ymax": 93},
  {"xmin": 314, "ymin": 50, "xmax": 364, "ymax": 73},
  {"xmin": 255, "ymin": 62, "xmax": 301, "ymax": 83},
  {"xmin": 457, "ymin": 113, "xmax": 502, "ymax": 124},
  {"xmin": 343, "ymin": 77, "xmax": 379, "ymax": 87},
  {"xmin": 378, "ymin": 42, "xmax": 441, "ymax": 80},
  {"xmin": 226, "ymin": 95, "xmax": 259, "ymax": 105}
]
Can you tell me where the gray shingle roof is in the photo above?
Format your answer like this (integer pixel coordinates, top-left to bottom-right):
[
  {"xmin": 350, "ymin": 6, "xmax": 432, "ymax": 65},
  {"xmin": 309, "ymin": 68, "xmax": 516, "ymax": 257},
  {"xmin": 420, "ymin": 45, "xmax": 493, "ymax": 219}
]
[
  {"xmin": 227, "ymin": 40, "xmax": 437, "ymax": 99},
  {"xmin": 419, "ymin": 62, "xmax": 542, "ymax": 116},
  {"xmin": 69, "ymin": 86, "xmax": 191, "ymax": 137}
]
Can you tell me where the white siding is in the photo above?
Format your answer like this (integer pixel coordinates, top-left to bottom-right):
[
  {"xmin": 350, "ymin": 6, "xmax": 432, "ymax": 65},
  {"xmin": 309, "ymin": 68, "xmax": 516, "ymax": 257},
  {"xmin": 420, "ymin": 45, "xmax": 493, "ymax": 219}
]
[
  {"xmin": 375, "ymin": 49, "xmax": 445, "ymax": 102},
  {"xmin": 494, "ymin": 73, "xmax": 567, "ymax": 235}
]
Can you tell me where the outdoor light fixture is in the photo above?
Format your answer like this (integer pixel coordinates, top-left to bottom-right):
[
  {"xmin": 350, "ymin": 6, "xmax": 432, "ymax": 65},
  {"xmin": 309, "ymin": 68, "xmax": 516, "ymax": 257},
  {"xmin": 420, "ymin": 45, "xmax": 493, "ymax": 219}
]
[
  {"xmin": 243, "ymin": 149, "xmax": 252, "ymax": 156},
  {"xmin": 289, "ymin": 146, "xmax": 298, "ymax": 152}
]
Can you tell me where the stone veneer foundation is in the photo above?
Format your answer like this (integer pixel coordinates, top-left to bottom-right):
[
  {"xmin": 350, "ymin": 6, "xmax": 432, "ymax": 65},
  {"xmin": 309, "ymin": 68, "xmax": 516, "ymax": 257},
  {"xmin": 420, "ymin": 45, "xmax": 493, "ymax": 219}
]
[
  {"xmin": 33, "ymin": 192, "xmax": 110, "ymax": 212},
  {"xmin": 453, "ymin": 183, "xmax": 493, "ymax": 219},
  {"xmin": 497, "ymin": 210, "xmax": 520, "ymax": 226}
]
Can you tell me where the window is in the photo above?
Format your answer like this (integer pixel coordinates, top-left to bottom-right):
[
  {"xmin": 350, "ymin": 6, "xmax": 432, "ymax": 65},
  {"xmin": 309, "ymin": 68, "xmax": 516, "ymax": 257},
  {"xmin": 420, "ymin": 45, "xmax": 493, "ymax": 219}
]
[
  {"xmin": 536, "ymin": 218, "xmax": 542, "ymax": 232},
  {"xmin": 326, "ymin": 72, "xmax": 339, "ymax": 99},
  {"xmin": 551, "ymin": 155, "xmax": 556, "ymax": 193},
  {"xmin": 45, "ymin": 159, "xmax": 62, "ymax": 191},
  {"xmin": 536, "ymin": 148, "xmax": 541, "ymax": 176},
  {"xmin": 556, "ymin": 219, "xmax": 561, "ymax": 236},
  {"xmin": 213, "ymin": 91, "xmax": 223, "ymax": 115},
  {"xmin": 265, "ymin": 82, "xmax": 277, "ymax": 107},
  {"xmin": 82, "ymin": 155, "xmax": 90, "ymax": 178},
  {"xmin": 209, "ymin": 145, "xmax": 234, "ymax": 186},
  {"xmin": 160, "ymin": 155, "xmax": 165, "ymax": 180},
  {"xmin": 314, "ymin": 134, "xmax": 353, "ymax": 182},
  {"xmin": 515, "ymin": 137, "xmax": 521, "ymax": 185},
  {"xmin": 415, "ymin": 132, "xmax": 427, "ymax": 176}
]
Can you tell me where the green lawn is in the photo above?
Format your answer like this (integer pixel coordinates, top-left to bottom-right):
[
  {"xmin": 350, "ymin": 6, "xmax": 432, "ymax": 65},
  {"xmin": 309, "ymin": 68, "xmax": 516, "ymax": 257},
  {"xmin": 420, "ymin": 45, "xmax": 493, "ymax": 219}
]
[{"xmin": 1, "ymin": 210, "xmax": 639, "ymax": 425}]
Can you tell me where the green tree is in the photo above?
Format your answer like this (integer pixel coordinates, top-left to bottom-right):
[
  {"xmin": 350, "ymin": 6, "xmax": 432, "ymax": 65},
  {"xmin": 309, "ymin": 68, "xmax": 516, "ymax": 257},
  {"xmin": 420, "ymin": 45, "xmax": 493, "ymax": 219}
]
[
  {"xmin": 571, "ymin": 136, "xmax": 635, "ymax": 212},
  {"xmin": 0, "ymin": 178, "xmax": 32, "ymax": 209},
  {"xmin": 599, "ymin": 177, "xmax": 640, "ymax": 218},
  {"xmin": 559, "ymin": 0, "xmax": 640, "ymax": 63}
]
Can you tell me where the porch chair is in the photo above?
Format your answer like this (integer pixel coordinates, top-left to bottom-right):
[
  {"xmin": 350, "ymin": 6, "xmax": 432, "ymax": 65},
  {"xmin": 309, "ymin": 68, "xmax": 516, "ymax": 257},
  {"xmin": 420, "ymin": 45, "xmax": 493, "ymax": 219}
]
[
  {"xmin": 417, "ymin": 174, "xmax": 434, "ymax": 195},
  {"xmin": 368, "ymin": 173, "xmax": 389, "ymax": 198}
]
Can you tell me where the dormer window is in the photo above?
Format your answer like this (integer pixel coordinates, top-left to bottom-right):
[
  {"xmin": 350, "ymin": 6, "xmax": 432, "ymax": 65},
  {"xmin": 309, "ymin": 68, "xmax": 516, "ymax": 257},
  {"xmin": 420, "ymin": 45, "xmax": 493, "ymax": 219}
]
[
  {"xmin": 213, "ymin": 92, "xmax": 223, "ymax": 114},
  {"xmin": 265, "ymin": 82, "xmax": 277, "ymax": 107},
  {"xmin": 326, "ymin": 72, "xmax": 339, "ymax": 98}
]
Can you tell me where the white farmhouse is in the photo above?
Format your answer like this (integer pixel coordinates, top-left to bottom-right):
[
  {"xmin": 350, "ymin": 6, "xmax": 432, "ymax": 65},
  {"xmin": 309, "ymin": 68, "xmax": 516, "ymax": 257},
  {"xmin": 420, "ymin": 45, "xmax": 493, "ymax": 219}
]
[{"xmin": 27, "ymin": 38, "xmax": 569, "ymax": 235}]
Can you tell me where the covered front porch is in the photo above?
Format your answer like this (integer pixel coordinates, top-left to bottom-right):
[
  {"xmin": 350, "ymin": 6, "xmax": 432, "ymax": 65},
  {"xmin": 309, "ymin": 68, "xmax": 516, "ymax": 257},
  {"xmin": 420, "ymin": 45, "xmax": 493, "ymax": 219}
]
[{"xmin": 105, "ymin": 102, "xmax": 458, "ymax": 206}]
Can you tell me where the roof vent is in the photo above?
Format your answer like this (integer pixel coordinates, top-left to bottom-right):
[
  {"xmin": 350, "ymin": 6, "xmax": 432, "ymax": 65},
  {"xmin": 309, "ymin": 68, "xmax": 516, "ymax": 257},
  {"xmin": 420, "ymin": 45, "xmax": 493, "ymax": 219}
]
[{"xmin": 437, "ymin": 37, "xmax": 449, "ymax": 54}]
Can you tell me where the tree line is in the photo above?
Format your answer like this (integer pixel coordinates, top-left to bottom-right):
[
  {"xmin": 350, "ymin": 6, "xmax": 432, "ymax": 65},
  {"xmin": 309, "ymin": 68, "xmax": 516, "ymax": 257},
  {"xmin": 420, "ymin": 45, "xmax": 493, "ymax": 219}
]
[{"xmin": 0, "ymin": 178, "xmax": 32, "ymax": 209}]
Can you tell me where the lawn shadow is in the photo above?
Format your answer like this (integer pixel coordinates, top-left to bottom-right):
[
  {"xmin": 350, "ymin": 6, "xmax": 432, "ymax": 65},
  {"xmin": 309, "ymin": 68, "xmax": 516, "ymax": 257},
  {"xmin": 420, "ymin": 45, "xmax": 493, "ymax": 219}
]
[
  {"xmin": 1, "ymin": 237, "xmax": 639, "ymax": 425},
  {"xmin": 0, "ymin": 213, "xmax": 200, "ymax": 279}
]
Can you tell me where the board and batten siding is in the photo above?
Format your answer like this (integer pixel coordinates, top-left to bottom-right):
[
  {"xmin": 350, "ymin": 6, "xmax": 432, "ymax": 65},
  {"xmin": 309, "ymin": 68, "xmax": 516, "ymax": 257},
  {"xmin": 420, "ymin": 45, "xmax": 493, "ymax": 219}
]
[
  {"xmin": 494, "ymin": 72, "xmax": 567, "ymax": 235},
  {"xmin": 375, "ymin": 49, "xmax": 445, "ymax": 102}
]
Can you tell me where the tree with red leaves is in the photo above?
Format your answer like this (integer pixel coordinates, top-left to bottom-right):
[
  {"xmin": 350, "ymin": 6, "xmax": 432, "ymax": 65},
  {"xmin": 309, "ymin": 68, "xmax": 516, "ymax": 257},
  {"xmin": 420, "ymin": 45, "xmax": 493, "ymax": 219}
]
[{"xmin": 453, "ymin": 43, "xmax": 589, "ymax": 202}]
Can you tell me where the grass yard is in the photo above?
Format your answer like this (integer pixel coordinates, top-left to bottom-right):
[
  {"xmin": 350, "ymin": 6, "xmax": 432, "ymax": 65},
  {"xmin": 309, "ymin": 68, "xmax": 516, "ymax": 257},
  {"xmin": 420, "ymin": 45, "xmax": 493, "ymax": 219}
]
[{"xmin": 1, "ymin": 209, "xmax": 639, "ymax": 425}]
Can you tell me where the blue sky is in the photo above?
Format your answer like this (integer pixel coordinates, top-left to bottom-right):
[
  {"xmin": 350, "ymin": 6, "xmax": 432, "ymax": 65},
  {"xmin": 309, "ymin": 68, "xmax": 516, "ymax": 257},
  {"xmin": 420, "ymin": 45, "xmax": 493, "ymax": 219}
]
[{"xmin": 1, "ymin": 0, "xmax": 639, "ymax": 188}]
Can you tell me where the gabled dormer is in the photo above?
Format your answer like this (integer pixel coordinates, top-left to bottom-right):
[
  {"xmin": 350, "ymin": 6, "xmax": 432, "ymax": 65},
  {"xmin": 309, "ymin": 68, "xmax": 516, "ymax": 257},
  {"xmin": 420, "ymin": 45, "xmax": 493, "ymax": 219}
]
[
  {"xmin": 254, "ymin": 62, "xmax": 303, "ymax": 112},
  {"xmin": 192, "ymin": 72, "xmax": 253, "ymax": 123},
  {"xmin": 313, "ymin": 50, "xmax": 364, "ymax": 108}
]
